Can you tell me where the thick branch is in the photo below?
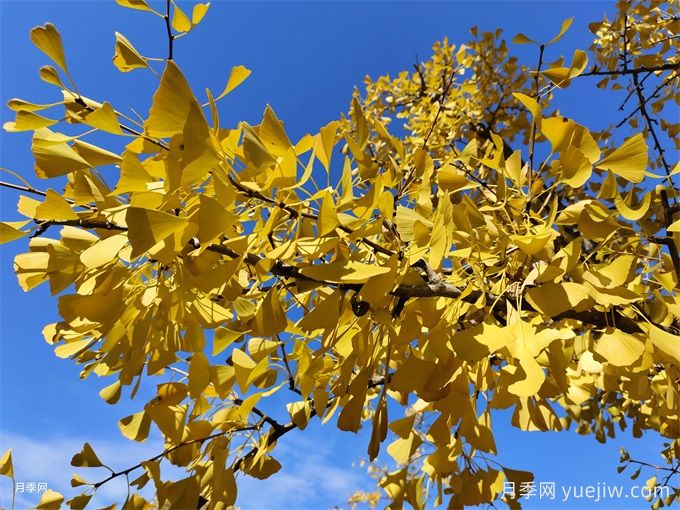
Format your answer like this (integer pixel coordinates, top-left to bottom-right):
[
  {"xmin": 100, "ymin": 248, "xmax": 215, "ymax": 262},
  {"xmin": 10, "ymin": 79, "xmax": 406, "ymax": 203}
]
[{"xmin": 27, "ymin": 218, "xmax": 649, "ymax": 334}]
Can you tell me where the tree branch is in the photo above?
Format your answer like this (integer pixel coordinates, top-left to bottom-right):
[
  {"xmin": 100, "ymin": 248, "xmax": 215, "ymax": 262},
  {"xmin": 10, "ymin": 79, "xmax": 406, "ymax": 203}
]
[
  {"xmin": 232, "ymin": 374, "xmax": 391, "ymax": 473},
  {"xmin": 164, "ymin": 0, "xmax": 175, "ymax": 60},
  {"xmin": 579, "ymin": 62, "xmax": 680, "ymax": 77},
  {"xmin": 92, "ymin": 421, "xmax": 263, "ymax": 490},
  {"xmin": 27, "ymin": 218, "xmax": 650, "ymax": 334}
]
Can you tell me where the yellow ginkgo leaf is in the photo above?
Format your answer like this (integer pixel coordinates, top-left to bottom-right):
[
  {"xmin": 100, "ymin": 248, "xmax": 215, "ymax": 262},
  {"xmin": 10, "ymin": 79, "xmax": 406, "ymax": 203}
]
[
  {"xmin": 145, "ymin": 61, "xmax": 196, "ymax": 138},
  {"xmin": 299, "ymin": 260, "xmax": 391, "ymax": 284},
  {"xmin": 32, "ymin": 135, "xmax": 91, "ymax": 178},
  {"xmin": 557, "ymin": 146, "xmax": 592, "ymax": 188},
  {"xmin": 0, "ymin": 449, "xmax": 13, "ymax": 478},
  {"xmin": 547, "ymin": 17, "xmax": 573, "ymax": 45},
  {"xmin": 596, "ymin": 133, "xmax": 648, "ymax": 183},
  {"xmin": 568, "ymin": 49, "xmax": 588, "ymax": 78},
  {"xmin": 513, "ymin": 92, "xmax": 541, "ymax": 123},
  {"xmin": 542, "ymin": 51, "xmax": 588, "ymax": 88},
  {"xmin": 314, "ymin": 120, "xmax": 339, "ymax": 172},
  {"xmin": 232, "ymin": 348, "xmax": 257, "ymax": 392},
  {"xmin": 71, "ymin": 442, "xmax": 103, "ymax": 468},
  {"xmin": 451, "ymin": 322, "xmax": 511, "ymax": 362},
  {"xmin": 192, "ymin": 3, "xmax": 210, "ymax": 25},
  {"xmin": 0, "ymin": 221, "xmax": 28, "ymax": 244},
  {"xmin": 510, "ymin": 226, "xmax": 556, "ymax": 255},
  {"xmin": 647, "ymin": 324, "xmax": 680, "ymax": 366},
  {"xmin": 614, "ymin": 189, "xmax": 651, "ymax": 221},
  {"xmin": 437, "ymin": 167, "xmax": 474, "ymax": 193},
  {"xmin": 171, "ymin": 2, "xmax": 192, "ymax": 32},
  {"xmin": 297, "ymin": 289, "xmax": 341, "ymax": 332},
  {"xmin": 126, "ymin": 207, "xmax": 188, "ymax": 257},
  {"xmin": 251, "ymin": 289, "xmax": 287, "ymax": 337},
  {"xmin": 259, "ymin": 105, "xmax": 292, "ymax": 157},
  {"xmin": 287, "ymin": 400, "xmax": 313, "ymax": 430},
  {"xmin": 241, "ymin": 454, "xmax": 281, "ymax": 480},
  {"xmin": 35, "ymin": 189, "xmax": 79, "ymax": 220},
  {"xmin": 30, "ymin": 23, "xmax": 68, "ymax": 72},
  {"xmin": 39, "ymin": 65, "xmax": 65, "ymax": 88},
  {"xmin": 180, "ymin": 100, "xmax": 220, "ymax": 187},
  {"xmin": 113, "ymin": 32, "xmax": 149, "ymax": 72},
  {"xmin": 318, "ymin": 190, "xmax": 340, "ymax": 236},
  {"xmin": 72, "ymin": 140, "xmax": 122, "ymax": 167},
  {"xmin": 99, "ymin": 380, "xmax": 122, "ymax": 404},
  {"xmin": 541, "ymin": 116, "xmax": 575, "ymax": 153},
  {"xmin": 7, "ymin": 98, "xmax": 62, "ymax": 112},
  {"xmin": 80, "ymin": 234, "xmax": 128, "ymax": 268},
  {"xmin": 3, "ymin": 110, "xmax": 58, "ymax": 132},
  {"xmin": 212, "ymin": 327, "xmax": 242, "ymax": 357},
  {"xmin": 594, "ymin": 328, "xmax": 645, "ymax": 367},
  {"xmin": 215, "ymin": 65, "xmax": 252, "ymax": 100},
  {"xmin": 116, "ymin": 0, "xmax": 157, "ymax": 13},
  {"xmin": 395, "ymin": 206, "xmax": 433, "ymax": 242},
  {"xmin": 670, "ymin": 161, "xmax": 680, "ymax": 176},
  {"xmin": 525, "ymin": 282, "xmax": 591, "ymax": 317},
  {"xmin": 196, "ymin": 195, "xmax": 236, "ymax": 245},
  {"xmin": 55, "ymin": 338, "xmax": 92, "ymax": 359},
  {"xmin": 508, "ymin": 348, "xmax": 546, "ymax": 397},
  {"xmin": 668, "ymin": 219, "xmax": 680, "ymax": 232},
  {"xmin": 118, "ymin": 411, "xmax": 151, "ymax": 442},
  {"xmin": 36, "ymin": 489, "xmax": 65, "ymax": 510},
  {"xmin": 513, "ymin": 33, "xmax": 536, "ymax": 45},
  {"xmin": 83, "ymin": 102, "xmax": 122, "ymax": 134},
  {"xmin": 242, "ymin": 124, "xmax": 276, "ymax": 172},
  {"xmin": 188, "ymin": 351, "xmax": 210, "ymax": 397},
  {"xmin": 114, "ymin": 152, "xmax": 154, "ymax": 194}
]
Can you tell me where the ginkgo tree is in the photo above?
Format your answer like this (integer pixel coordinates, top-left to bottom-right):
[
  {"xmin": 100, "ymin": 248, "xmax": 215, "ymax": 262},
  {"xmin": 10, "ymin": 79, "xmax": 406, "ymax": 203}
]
[{"xmin": 1, "ymin": 0, "xmax": 679, "ymax": 508}]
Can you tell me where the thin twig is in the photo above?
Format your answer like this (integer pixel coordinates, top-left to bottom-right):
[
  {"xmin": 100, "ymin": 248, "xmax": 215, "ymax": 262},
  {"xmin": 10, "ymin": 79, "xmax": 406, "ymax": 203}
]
[
  {"xmin": 579, "ymin": 62, "xmax": 679, "ymax": 77},
  {"xmin": 527, "ymin": 44, "xmax": 545, "ymax": 210},
  {"xmin": 164, "ymin": 0, "xmax": 175, "ymax": 60},
  {"xmin": 92, "ymin": 421, "xmax": 263, "ymax": 490}
]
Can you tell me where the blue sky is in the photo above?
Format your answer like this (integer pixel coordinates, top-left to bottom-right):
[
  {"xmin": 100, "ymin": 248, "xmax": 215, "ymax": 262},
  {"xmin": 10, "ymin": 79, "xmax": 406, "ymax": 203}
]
[{"xmin": 0, "ymin": 1, "xmax": 669, "ymax": 509}]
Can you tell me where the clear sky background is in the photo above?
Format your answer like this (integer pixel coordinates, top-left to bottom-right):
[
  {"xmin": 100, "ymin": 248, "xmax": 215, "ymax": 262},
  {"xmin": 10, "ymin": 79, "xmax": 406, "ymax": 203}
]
[{"xmin": 0, "ymin": 1, "xmax": 669, "ymax": 509}]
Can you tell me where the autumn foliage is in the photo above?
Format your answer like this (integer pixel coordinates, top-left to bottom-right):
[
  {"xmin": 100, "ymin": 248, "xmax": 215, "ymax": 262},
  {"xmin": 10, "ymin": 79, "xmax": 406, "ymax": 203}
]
[{"xmin": 1, "ymin": 0, "xmax": 679, "ymax": 508}]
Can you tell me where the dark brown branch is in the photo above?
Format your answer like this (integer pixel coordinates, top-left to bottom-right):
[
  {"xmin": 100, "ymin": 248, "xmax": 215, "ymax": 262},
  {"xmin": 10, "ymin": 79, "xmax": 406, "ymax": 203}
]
[
  {"xmin": 34, "ymin": 219, "xmax": 127, "ymax": 231},
  {"xmin": 28, "ymin": 219, "xmax": 650, "ymax": 334},
  {"xmin": 0, "ymin": 181, "xmax": 97, "ymax": 211},
  {"xmin": 276, "ymin": 334, "xmax": 298, "ymax": 393},
  {"xmin": 0, "ymin": 181, "xmax": 46, "ymax": 198},
  {"xmin": 92, "ymin": 421, "xmax": 263, "ymax": 490},
  {"xmin": 232, "ymin": 374, "xmax": 391, "ymax": 473},
  {"xmin": 614, "ymin": 72, "xmax": 676, "ymax": 129},
  {"xmin": 164, "ymin": 0, "xmax": 174, "ymax": 60},
  {"xmin": 579, "ymin": 62, "xmax": 680, "ymax": 77},
  {"xmin": 227, "ymin": 174, "xmax": 395, "ymax": 257},
  {"xmin": 528, "ymin": 43, "xmax": 545, "ymax": 192},
  {"xmin": 73, "ymin": 97, "xmax": 169, "ymax": 152},
  {"xmin": 660, "ymin": 190, "xmax": 680, "ymax": 283}
]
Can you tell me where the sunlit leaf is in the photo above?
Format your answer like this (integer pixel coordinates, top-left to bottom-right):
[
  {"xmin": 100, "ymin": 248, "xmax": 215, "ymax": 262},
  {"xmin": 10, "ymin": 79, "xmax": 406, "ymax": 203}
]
[
  {"xmin": 30, "ymin": 23, "xmax": 68, "ymax": 73},
  {"xmin": 0, "ymin": 449, "xmax": 13, "ymax": 478},
  {"xmin": 215, "ymin": 65, "xmax": 251, "ymax": 100},
  {"xmin": 596, "ymin": 133, "xmax": 648, "ymax": 183},
  {"xmin": 113, "ymin": 32, "xmax": 149, "ymax": 72},
  {"xmin": 299, "ymin": 260, "xmax": 391, "ymax": 284},
  {"xmin": 145, "ymin": 60, "xmax": 196, "ymax": 138}
]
